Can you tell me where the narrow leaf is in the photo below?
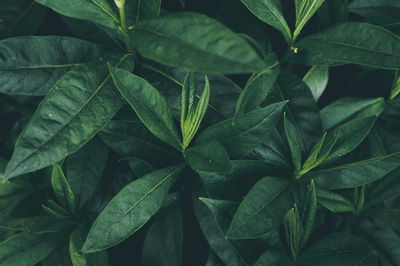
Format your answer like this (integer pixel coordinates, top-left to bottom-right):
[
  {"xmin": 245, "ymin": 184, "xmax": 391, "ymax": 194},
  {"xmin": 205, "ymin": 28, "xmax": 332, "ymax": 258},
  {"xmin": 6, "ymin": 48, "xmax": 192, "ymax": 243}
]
[
  {"xmin": 51, "ymin": 164, "xmax": 76, "ymax": 215},
  {"xmin": 303, "ymin": 66, "xmax": 329, "ymax": 101}
]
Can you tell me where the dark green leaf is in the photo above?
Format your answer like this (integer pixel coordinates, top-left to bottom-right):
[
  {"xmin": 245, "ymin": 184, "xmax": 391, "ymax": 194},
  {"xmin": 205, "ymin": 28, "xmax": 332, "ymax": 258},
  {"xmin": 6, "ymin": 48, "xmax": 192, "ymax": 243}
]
[
  {"xmin": 283, "ymin": 204, "xmax": 303, "ymax": 259},
  {"xmin": 316, "ymin": 188, "xmax": 355, "ymax": 213},
  {"xmin": 109, "ymin": 65, "xmax": 182, "ymax": 151},
  {"xmin": 141, "ymin": 206, "xmax": 183, "ymax": 266},
  {"xmin": 82, "ymin": 164, "xmax": 184, "ymax": 253},
  {"xmin": 301, "ymin": 179, "xmax": 316, "ymax": 247},
  {"xmin": 196, "ymin": 101, "xmax": 286, "ymax": 159},
  {"xmin": 284, "ymin": 113, "xmax": 303, "ymax": 173},
  {"xmin": 295, "ymin": 22, "xmax": 400, "ymax": 69},
  {"xmin": 4, "ymin": 53, "xmax": 133, "ymax": 179},
  {"xmin": 227, "ymin": 177, "xmax": 290, "ymax": 239},
  {"xmin": 294, "ymin": 0, "xmax": 326, "ymax": 41},
  {"xmin": 132, "ymin": 12, "xmax": 265, "ymax": 74},
  {"xmin": 254, "ymin": 250, "xmax": 293, "ymax": 266},
  {"xmin": 51, "ymin": 164, "xmax": 76, "ymax": 215},
  {"xmin": 0, "ymin": 36, "xmax": 106, "ymax": 96},
  {"xmin": 185, "ymin": 140, "xmax": 232, "ymax": 174},
  {"xmin": 303, "ymin": 66, "xmax": 329, "ymax": 101}
]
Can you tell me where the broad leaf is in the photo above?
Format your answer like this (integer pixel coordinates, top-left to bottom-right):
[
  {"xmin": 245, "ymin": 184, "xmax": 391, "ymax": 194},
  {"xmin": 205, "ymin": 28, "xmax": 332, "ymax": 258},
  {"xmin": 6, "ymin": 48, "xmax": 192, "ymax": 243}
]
[
  {"xmin": 349, "ymin": 0, "xmax": 400, "ymax": 22},
  {"xmin": 0, "ymin": 231, "xmax": 63, "ymax": 266},
  {"xmin": 82, "ymin": 164, "xmax": 184, "ymax": 253},
  {"xmin": 35, "ymin": 0, "xmax": 119, "ymax": 30},
  {"xmin": 125, "ymin": 0, "xmax": 161, "ymax": 24},
  {"xmin": 4, "ymin": 52, "xmax": 134, "ymax": 179},
  {"xmin": 295, "ymin": 22, "xmax": 400, "ymax": 69},
  {"xmin": 51, "ymin": 164, "xmax": 76, "ymax": 215},
  {"xmin": 185, "ymin": 140, "xmax": 232, "ymax": 174},
  {"xmin": 0, "ymin": 36, "xmax": 105, "ymax": 96},
  {"xmin": 141, "ymin": 207, "xmax": 183, "ymax": 266},
  {"xmin": 283, "ymin": 204, "xmax": 303, "ymax": 259},
  {"xmin": 196, "ymin": 101, "xmax": 286, "ymax": 159},
  {"xmin": 0, "ymin": 0, "xmax": 46, "ymax": 38},
  {"xmin": 254, "ymin": 250, "xmax": 293, "ymax": 266},
  {"xmin": 132, "ymin": 12, "xmax": 265, "ymax": 74},
  {"xmin": 303, "ymin": 66, "xmax": 329, "ymax": 101},
  {"xmin": 108, "ymin": 65, "xmax": 182, "ymax": 151},
  {"xmin": 365, "ymin": 167, "xmax": 400, "ymax": 208},
  {"xmin": 227, "ymin": 176, "xmax": 290, "ymax": 239},
  {"xmin": 297, "ymin": 233, "xmax": 377, "ymax": 265},
  {"xmin": 240, "ymin": 0, "xmax": 291, "ymax": 42},
  {"xmin": 310, "ymin": 152, "xmax": 400, "ymax": 189}
]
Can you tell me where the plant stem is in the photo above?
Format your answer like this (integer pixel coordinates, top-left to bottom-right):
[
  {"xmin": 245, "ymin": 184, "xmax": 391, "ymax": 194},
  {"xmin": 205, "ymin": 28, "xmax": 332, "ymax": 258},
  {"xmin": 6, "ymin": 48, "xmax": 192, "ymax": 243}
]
[{"xmin": 118, "ymin": 4, "xmax": 134, "ymax": 53}]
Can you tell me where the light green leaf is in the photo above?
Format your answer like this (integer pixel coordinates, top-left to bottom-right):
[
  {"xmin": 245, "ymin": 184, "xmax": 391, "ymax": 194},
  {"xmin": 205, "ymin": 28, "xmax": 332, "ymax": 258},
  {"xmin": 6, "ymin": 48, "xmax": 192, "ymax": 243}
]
[
  {"xmin": 196, "ymin": 101, "xmax": 286, "ymax": 159},
  {"xmin": 284, "ymin": 113, "xmax": 303, "ymax": 173},
  {"xmin": 82, "ymin": 164, "xmax": 184, "ymax": 253},
  {"xmin": 294, "ymin": 0, "xmax": 326, "ymax": 41},
  {"xmin": 283, "ymin": 204, "xmax": 303, "ymax": 259},
  {"xmin": 295, "ymin": 22, "xmax": 400, "ymax": 69},
  {"xmin": 185, "ymin": 140, "xmax": 232, "ymax": 174},
  {"xmin": 35, "ymin": 0, "xmax": 119, "ymax": 30},
  {"xmin": 141, "ymin": 207, "xmax": 183, "ymax": 266},
  {"xmin": 51, "ymin": 164, "xmax": 76, "ymax": 215},
  {"xmin": 299, "ymin": 132, "xmax": 338, "ymax": 177},
  {"xmin": 297, "ymin": 233, "xmax": 377, "ymax": 266},
  {"xmin": 235, "ymin": 61, "xmax": 280, "ymax": 118},
  {"xmin": 320, "ymin": 97, "xmax": 385, "ymax": 131},
  {"xmin": 69, "ymin": 226, "xmax": 109, "ymax": 266},
  {"xmin": 316, "ymin": 188, "xmax": 355, "ymax": 213},
  {"xmin": 108, "ymin": 65, "xmax": 182, "ymax": 151},
  {"xmin": 0, "ymin": 231, "xmax": 63, "ymax": 266},
  {"xmin": 181, "ymin": 73, "xmax": 211, "ymax": 149},
  {"xmin": 0, "ymin": 0, "xmax": 46, "ymax": 38},
  {"xmin": 240, "ymin": 0, "xmax": 292, "ymax": 43},
  {"xmin": 303, "ymin": 66, "xmax": 329, "ymax": 101},
  {"xmin": 66, "ymin": 137, "xmax": 108, "ymax": 210},
  {"xmin": 0, "ymin": 36, "xmax": 105, "ymax": 96},
  {"xmin": 310, "ymin": 152, "xmax": 400, "ymax": 189},
  {"xmin": 227, "ymin": 177, "xmax": 290, "ymax": 239},
  {"xmin": 125, "ymin": 0, "xmax": 161, "ymax": 24},
  {"xmin": 132, "ymin": 12, "xmax": 265, "ymax": 74},
  {"xmin": 390, "ymin": 71, "xmax": 400, "ymax": 100},
  {"xmin": 4, "ymin": 52, "xmax": 133, "ymax": 179}
]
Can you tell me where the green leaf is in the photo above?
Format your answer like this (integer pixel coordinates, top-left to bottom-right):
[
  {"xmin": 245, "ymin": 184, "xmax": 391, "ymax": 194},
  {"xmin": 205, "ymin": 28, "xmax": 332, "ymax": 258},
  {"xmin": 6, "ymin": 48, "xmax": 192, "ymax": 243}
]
[
  {"xmin": 125, "ymin": 157, "xmax": 155, "ymax": 177},
  {"xmin": 390, "ymin": 71, "xmax": 400, "ymax": 100},
  {"xmin": 254, "ymin": 250, "xmax": 293, "ymax": 266},
  {"xmin": 294, "ymin": 0, "xmax": 326, "ymax": 41},
  {"xmin": 35, "ymin": 0, "xmax": 119, "ymax": 30},
  {"xmin": 227, "ymin": 176, "xmax": 290, "ymax": 239},
  {"xmin": 66, "ymin": 137, "xmax": 108, "ymax": 210},
  {"xmin": 365, "ymin": 167, "xmax": 400, "ymax": 208},
  {"xmin": 235, "ymin": 61, "xmax": 280, "ymax": 118},
  {"xmin": 108, "ymin": 65, "xmax": 182, "ymax": 151},
  {"xmin": 310, "ymin": 152, "xmax": 400, "ymax": 189},
  {"xmin": 0, "ymin": 231, "xmax": 63, "ymax": 266},
  {"xmin": 301, "ymin": 179, "xmax": 316, "ymax": 247},
  {"xmin": 0, "ymin": 0, "xmax": 46, "ymax": 38},
  {"xmin": 42, "ymin": 200, "xmax": 71, "ymax": 218},
  {"xmin": 99, "ymin": 121, "xmax": 181, "ymax": 167},
  {"xmin": 322, "ymin": 116, "xmax": 378, "ymax": 165},
  {"xmin": 4, "ymin": 52, "xmax": 134, "ymax": 179},
  {"xmin": 297, "ymin": 233, "xmax": 377, "ymax": 266},
  {"xmin": 283, "ymin": 204, "xmax": 303, "ymax": 259},
  {"xmin": 194, "ymin": 198, "xmax": 248, "ymax": 266},
  {"xmin": 185, "ymin": 140, "xmax": 232, "ymax": 174},
  {"xmin": 302, "ymin": 66, "xmax": 329, "ymax": 101},
  {"xmin": 240, "ymin": 0, "xmax": 292, "ymax": 43},
  {"xmin": 51, "ymin": 164, "xmax": 76, "ymax": 215},
  {"xmin": 349, "ymin": 0, "xmax": 400, "ymax": 21},
  {"xmin": 0, "ymin": 36, "xmax": 106, "ymax": 96},
  {"xmin": 125, "ymin": 0, "xmax": 161, "ymax": 24},
  {"xmin": 316, "ymin": 188, "xmax": 355, "ymax": 213},
  {"xmin": 141, "ymin": 207, "xmax": 183, "ymax": 266},
  {"xmin": 82, "ymin": 164, "xmax": 184, "ymax": 253},
  {"xmin": 320, "ymin": 97, "xmax": 385, "ymax": 131},
  {"xmin": 299, "ymin": 131, "xmax": 338, "ymax": 177},
  {"xmin": 196, "ymin": 101, "xmax": 286, "ymax": 159},
  {"xmin": 181, "ymin": 73, "xmax": 211, "ymax": 149},
  {"xmin": 368, "ymin": 209, "xmax": 400, "ymax": 229},
  {"xmin": 294, "ymin": 22, "xmax": 400, "ymax": 70},
  {"xmin": 284, "ymin": 113, "xmax": 303, "ymax": 173},
  {"xmin": 69, "ymin": 226, "xmax": 109, "ymax": 266},
  {"xmin": 131, "ymin": 12, "xmax": 265, "ymax": 74}
]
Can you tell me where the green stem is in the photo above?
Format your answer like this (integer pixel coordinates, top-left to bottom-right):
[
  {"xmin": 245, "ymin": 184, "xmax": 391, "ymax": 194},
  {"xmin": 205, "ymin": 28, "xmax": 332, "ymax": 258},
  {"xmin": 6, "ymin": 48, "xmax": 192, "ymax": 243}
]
[{"xmin": 118, "ymin": 4, "xmax": 134, "ymax": 53}]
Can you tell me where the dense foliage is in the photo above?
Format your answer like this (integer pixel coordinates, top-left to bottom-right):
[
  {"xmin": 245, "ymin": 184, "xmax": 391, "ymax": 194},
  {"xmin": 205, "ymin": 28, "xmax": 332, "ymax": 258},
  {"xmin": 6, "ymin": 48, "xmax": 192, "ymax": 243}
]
[{"xmin": 0, "ymin": 0, "xmax": 400, "ymax": 265}]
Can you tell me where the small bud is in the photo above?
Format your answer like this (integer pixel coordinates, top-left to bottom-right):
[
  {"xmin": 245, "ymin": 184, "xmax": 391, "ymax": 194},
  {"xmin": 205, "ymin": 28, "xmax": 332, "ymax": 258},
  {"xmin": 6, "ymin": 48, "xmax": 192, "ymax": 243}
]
[{"xmin": 114, "ymin": 0, "xmax": 126, "ymax": 9}]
